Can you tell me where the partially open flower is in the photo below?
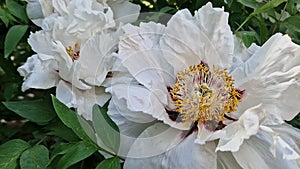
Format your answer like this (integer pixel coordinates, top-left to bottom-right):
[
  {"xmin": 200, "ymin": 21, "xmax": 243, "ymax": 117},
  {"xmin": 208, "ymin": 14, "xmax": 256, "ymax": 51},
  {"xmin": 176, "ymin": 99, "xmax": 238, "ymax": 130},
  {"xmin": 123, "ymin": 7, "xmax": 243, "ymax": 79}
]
[{"xmin": 107, "ymin": 3, "xmax": 300, "ymax": 168}]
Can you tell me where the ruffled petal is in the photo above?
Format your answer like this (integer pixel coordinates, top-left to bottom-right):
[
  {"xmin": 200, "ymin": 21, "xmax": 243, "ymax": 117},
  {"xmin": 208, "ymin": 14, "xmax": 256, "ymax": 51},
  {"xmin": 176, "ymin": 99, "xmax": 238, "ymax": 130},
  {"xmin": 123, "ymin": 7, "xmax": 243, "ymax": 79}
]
[
  {"xmin": 17, "ymin": 54, "xmax": 59, "ymax": 91},
  {"xmin": 215, "ymin": 105, "xmax": 262, "ymax": 152},
  {"xmin": 236, "ymin": 34, "xmax": 300, "ymax": 121},
  {"xmin": 79, "ymin": 32, "xmax": 119, "ymax": 86},
  {"xmin": 160, "ymin": 2, "xmax": 234, "ymax": 74},
  {"xmin": 233, "ymin": 130, "xmax": 300, "ymax": 169},
  {"xmin": 229, "ymin": 36, "xmax": 261, "ymax": 87}
]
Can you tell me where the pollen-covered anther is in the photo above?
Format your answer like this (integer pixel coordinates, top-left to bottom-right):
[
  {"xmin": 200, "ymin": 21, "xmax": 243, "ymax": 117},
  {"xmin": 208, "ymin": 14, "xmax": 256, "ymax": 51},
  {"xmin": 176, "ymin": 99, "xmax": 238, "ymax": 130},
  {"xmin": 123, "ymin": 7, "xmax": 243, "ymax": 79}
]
[
  {"xmin": 66, "ymin": 43, "xmax": 80, "ymax": 60},
  {"xmin": 169, "ymin": 62, "xmax": 242, "ymax": 124}
]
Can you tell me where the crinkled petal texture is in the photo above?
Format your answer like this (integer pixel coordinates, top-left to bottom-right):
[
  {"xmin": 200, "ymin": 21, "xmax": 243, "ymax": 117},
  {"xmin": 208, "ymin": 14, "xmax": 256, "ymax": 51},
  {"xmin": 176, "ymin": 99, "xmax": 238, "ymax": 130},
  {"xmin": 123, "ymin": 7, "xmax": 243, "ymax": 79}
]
[
  {"xmin": 232, "ymin": 33, "xmax": 300, "ymax": 122},
  {"xmin": 52, "ymin": 0, "xmax": 115, "ymax": 44},
  {"xmin": 17, "ymin": 54, "xmax": 59, "ymax": 91},
  {"xmin": 78, "ymin": 31, "xmax": 120, "ymax": 86},
  {"xmin": 160, "ymin": 3, "xmax": 234, "ymax": 74},
  {"xmin": 56, "ymin": 81, "xmax": 110, "ymax": 120}
]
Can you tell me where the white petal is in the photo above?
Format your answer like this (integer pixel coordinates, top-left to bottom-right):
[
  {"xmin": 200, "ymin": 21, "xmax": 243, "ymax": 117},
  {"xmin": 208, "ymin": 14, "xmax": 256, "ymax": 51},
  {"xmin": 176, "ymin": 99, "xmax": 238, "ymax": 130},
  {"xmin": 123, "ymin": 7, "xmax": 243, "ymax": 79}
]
[
  {"xmin": 119, "ymin": 22, "xmax": 174, "ymax": 105},
  {"xmin": 26, "ymin": 0, "xmax": 54, "ymax": 26},
  {"xmin": 195, "ymin": 123, "xmax": 225, "ymax": 145},
  {"xmin": 217, "ymin": 151, "xmax": 242, "ymax": 169},
  {"xmin": 262, "ymin": 124, "xmax": 300, "ymax": 160},
  {"xmin": 58, "ymin": 61, "xmax": 91, "ymax": 90},
  {"xmin": 237, "ymin": 34, "xmax": 300, "ymax": 121},
  {"xmin": 216, "ymin": 104, "xmax": 262, "ymax": 152},
  {"xmin": 106, "ymin": 83, "xmax": 191, "ymax": 130},
  {"xmin": 233, "ymin": 131, "xmax": 300, "ymax": 169},
  {"xmin": 56, "ymin": 81, "xmax": 110, "ymax": 120},
  {"xmin": 124, "ymin": 125, "xmax": 217, "ymax": 169},
  {"xmin": 79, "ymin": 32, "xmax": 119, "ymax": 86},
  {"xmin": 107, "ymin": 98, "xmax": 156, "ymax": 157},
  {"xmin": 17, "ymin": 54, "xmax": 59, "ymax": 91},
  {"xmin": 229, "ymin": 36, "xmax": 260, "ymax": 87},
  {"xmin": 52, "ymin": 0, "xmax": 115, "ymax": 42},
  {"xmin": 160, "ymin": 2, "xmax": 234, "ymax": 74},
  {"xmin": 28, "ymin": 30, "xmax": 55, "ymax": 56},
  {"xmin": 108, "ymin": 1, "xmax": 140, "ymax": 24}
]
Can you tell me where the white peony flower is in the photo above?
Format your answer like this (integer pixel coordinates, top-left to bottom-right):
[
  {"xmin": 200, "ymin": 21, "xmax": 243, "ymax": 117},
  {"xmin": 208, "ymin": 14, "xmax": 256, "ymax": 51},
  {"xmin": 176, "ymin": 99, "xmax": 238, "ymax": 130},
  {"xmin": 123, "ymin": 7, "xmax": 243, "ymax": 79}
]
[
  {"xmin": 19, "ymin": 0, "xmax": 129, "ymax": 119},
  {"xmin": 107, "ymin": 3, "xmax": 300, "ymax": 168}
]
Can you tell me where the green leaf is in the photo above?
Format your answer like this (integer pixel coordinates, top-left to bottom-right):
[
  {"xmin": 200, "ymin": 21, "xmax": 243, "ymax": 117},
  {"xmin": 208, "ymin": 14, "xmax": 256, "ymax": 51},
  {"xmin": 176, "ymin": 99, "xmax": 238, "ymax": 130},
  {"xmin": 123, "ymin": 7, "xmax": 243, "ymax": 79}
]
[
  {"xmin": 96, "ymin": 157, "xmax": 121, "ymax": 169},
  {"xmin": 3, "ymin": 100, "xmax": 56, "ymax": 123},
  {"xmin": 47, "ymin": 143, "xmax": 77, "ymax": 168},
  {"xmin": 20, "ymin": 145, "xmax": 49, "ymax": 169},
  {"xmin": 3, "ymin": 82, "xmax": 20, "ymax": 101},
  {"xmin": 77, "ymin": 116, "xmax": 97, "ymax": 142},
  {"xmin": 281, "ymin": 14, "xmax": 300, "ymax": 33},
  {"xmin": 236, "ymin": 0, "xmax": 287, "ymax": 32},
  {"xmin": 0, "ymin": 139, "xmax": 30, "ymax": 169},
  {"xmin": 0, "ymin": 8, "xmax": 9, "ymax": 27},
  {"xmin": 4, "ymin": 25, "xmax": 28, "ymax": 58},
  {"xmin": 51, "ymin": 95, "xmax": 93, "ymax": 142},
  {"xmin": 5, "ymin": 0, "xmax": 28, "ymax": 23},
  {"xmin": 56, "ymin": 141, "xmax": 97, "ymax": 169},
  {"xmin": 45, "ymin": 120, "xmax": 80, "ymax": 142},
  {"xmin": 237, "ymin": 0, "xmax": 262, "ymax": 9},
  {"xmin": 92, "ymin": 105, "xmax": 120, "ymax": 154}
]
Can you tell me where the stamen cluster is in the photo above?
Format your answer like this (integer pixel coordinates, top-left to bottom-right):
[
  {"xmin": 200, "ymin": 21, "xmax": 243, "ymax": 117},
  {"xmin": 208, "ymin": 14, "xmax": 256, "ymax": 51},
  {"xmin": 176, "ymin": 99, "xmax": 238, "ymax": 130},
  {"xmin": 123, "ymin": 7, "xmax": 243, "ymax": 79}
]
[{"xmin": 169, "ymin": 62, "xmax": 242, "ymax": 123}]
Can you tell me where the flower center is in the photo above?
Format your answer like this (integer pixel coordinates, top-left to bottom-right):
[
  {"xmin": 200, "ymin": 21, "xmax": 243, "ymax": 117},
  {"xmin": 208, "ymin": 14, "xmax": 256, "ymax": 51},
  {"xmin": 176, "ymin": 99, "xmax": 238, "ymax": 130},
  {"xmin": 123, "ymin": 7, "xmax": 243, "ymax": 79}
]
[
  {"xmin": 66, "ymin": 43, "xmax": 80, "ymax": 60},
  {"xmin": 169, "ymin": 62, "xmax": 243, "ymax": 124}
]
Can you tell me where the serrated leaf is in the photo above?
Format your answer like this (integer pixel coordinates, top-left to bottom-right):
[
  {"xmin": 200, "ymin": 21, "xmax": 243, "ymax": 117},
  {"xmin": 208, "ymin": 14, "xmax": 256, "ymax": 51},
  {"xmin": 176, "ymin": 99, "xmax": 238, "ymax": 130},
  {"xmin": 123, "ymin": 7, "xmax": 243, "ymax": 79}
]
[
  {"xmin": 56, "ymin": 141, "xmax": 97, "ymax": 169},
  {"xmin": 3, "ymin": 100, "xmax": 56, "ymax": 123},
  {"xmin": 96, "ymin": 157, "xmax": 121, "ymax": 169},
  {"xmin": 20, "ymin": 145, "xmax": 49, "ymax": 169},
  {"xmin": 92, "ymin": 105, "xmax": 120, "ymax": 154},
  {"xmin": 51, "ymin": 95, "xmax": 93, "ymax": 142},
  {"xmin": 4, "ymin": 25, "xmax": 28, "ymax": 58},
  {"xmin": 6, "ymin": 0, "xmax": 28, "ymax": 23},
  {"xmin": 0, "ymin": 139, "xmax": 30, "ymax": 169}
]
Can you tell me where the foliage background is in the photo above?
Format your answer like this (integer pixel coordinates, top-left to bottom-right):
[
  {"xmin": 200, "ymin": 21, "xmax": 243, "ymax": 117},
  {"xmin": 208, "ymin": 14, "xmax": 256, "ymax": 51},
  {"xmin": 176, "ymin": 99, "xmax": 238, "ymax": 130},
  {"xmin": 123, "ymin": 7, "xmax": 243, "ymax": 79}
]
[{"xmin": 0, "ymin": 0, "xmax": 300, "ymax": 168}]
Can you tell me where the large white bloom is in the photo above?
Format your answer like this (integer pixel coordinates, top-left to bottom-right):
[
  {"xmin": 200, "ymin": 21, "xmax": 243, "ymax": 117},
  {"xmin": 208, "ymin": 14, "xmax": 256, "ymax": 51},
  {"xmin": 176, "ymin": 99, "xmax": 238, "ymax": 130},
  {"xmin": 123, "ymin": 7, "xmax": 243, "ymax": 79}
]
[
  {"xmin": 19, "ymin": 0, "xmax": 129, "ymax": 119},
  {"xmin": 107, "ymin": 3, "xmax": 300, "ymax": 168}
]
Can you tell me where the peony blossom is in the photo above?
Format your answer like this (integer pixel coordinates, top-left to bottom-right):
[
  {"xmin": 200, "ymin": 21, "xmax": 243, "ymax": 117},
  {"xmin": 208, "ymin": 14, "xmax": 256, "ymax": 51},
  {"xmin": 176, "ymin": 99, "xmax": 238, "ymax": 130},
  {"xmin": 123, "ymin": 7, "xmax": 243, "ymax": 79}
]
[
  {"xmin": 19, "ymin": 0, "xmax": 140, "ymax": 119},
  {"xmin": 106, "ymin": 3, "xmax": 300, "ymax": 168}
]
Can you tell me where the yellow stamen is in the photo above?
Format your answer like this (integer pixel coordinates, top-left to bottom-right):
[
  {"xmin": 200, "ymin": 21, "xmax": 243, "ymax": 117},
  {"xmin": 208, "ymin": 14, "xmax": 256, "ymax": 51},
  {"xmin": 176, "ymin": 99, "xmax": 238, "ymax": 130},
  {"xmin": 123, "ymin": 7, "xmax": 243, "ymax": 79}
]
[
  {"xmin": 169, "ymin": 62, "xmax": 242, "ymax": 124},
  {"xmin": 66, "ymin": 43, "xmax": 80, "ymax": 60}
]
